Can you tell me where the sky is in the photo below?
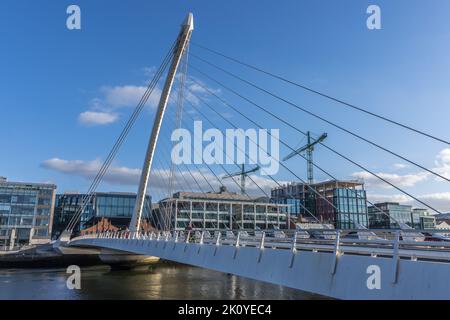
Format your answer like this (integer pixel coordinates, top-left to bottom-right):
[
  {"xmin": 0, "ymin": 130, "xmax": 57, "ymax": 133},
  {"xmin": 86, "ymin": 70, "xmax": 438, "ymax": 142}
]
[{"xmin": 1, "ymin": 0, "xmax": 450, "ymax": 212}]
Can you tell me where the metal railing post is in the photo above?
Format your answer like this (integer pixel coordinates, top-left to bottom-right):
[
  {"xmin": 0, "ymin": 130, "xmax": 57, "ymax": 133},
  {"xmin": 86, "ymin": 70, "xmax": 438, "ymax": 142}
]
[
  {"xmin": 289, "ymin": 232, "xmax": 298, "ymax": 268},
  {"xmin": 392, "ymin": 230, "xmax": 400, "ymax": 284},
  {"xmin": 259, "ymin": 232, "xmax": 265, "ymax": 249},
  {"xmin": 330, "ymin": 230, "xmax": 341, "ymax": 275},
  {"xmin": 186, "ymin": 231, "xmax": 191, "ymax": 243},
  {"xmin": 215, "ymin": 232, "xmax": 221, "ymax": 246},
  {"xmin": 257, "ymin": 232, "xmax": 266, "ymax": 263},
  {"xmin": 291, "ymin": 232, "xmax": 297, "ymax": 253}
]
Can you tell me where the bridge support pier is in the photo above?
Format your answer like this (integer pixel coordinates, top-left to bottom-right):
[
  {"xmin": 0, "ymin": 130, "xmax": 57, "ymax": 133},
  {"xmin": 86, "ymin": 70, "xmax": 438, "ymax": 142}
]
[{"xmin": 98, "ymin": 248, "xmax": 159, "ymax": 269}]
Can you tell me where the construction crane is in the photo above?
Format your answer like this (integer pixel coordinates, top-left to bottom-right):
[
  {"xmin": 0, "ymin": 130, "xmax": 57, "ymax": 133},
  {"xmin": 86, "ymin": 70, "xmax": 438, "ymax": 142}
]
[
  {"xmin": 283, "ymin": 131, "xmax": 327, "ymax": 184},
  {"xmin": 222, "ymin": 164, "xmax": 260, "ymax": 195}
]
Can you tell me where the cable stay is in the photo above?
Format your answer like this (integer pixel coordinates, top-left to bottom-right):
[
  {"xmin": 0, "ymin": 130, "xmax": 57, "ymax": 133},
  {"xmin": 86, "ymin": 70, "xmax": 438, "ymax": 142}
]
[
  {"xmin": 184, "ymin": 89, "xmax": 407, "ymax": 226},
  {"xmin": 185, "ymin": 94, "xmax": 351, "ymax": 224},
  {"xmin": 184, "ymin": 78, "xmax": 443, "ymax": 215},
  {"xmin": 188, "ymin": 59, "xmax": 450, "ymax": 183},
  {"xmin": 62, "ymin": 23, "xmax": 445, "ymax": 236},
  {"xmin": 190, "ymin": 42, "xmax": 450, "ymax": 146},
  {"xmin": 61, "ymin": 40, "xmax": 177, "ymax": 238}
]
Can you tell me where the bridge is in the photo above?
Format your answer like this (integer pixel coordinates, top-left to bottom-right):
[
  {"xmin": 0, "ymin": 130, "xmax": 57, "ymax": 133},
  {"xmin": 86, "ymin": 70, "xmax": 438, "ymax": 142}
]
[
  {"xmin": 61, "ymin": 13, "xmax": 450, "ymax": 300},
  {"xmin": 68, "ymin": 229, "xmax": 450, "ymax": 299}
]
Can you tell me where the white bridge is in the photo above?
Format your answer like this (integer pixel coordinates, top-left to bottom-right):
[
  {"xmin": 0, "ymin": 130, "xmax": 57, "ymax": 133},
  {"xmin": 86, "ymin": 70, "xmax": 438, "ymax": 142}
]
[
  {"xmin": 61, "ymin": 12, "xmax": 450, "ymax": 300},
  {"xmin": 68, "ymin": 229, "xmax": 450, "ymax": 300}
]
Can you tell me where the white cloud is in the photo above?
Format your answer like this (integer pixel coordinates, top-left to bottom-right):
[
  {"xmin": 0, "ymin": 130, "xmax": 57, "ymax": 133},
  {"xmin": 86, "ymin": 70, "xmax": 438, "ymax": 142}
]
[
  {"xmin": 367, "ymin": 192, "xmax": 450, "ymax": 213},
  {"xmin": 78, "ymin": 111, "xmax": 118, "ymax": 126},
  {"xmin": 351, "ymin": 171, "xmax": 428, "ymax": 189},
  {"xmin": 100, "ymin": 85, "xmax": 161, "ymax": 109},
  {"xmin": 41, "ymin": 157, "xmax": 277, "ymax": 196},
  {"xmin": 77, "ymin": 71, "xmax": 221, "ymax": 127},
  {"xmin": 433, "ymin": 148, "xmax": 450, "ymax": 180},
  {"xmin": 393, "ymin": 163, "xmax": 410, "ymax": 169},
  {"xmin": 143, "ymin": 66, "xmax": 156, "ymax": 78},
  {"xmin": 366, "ymin": 193, "xmax": 410, "ymax": 204},
  {"xmin": 42, "ymin": 158, "xmax": 141, "ymax": 185}
]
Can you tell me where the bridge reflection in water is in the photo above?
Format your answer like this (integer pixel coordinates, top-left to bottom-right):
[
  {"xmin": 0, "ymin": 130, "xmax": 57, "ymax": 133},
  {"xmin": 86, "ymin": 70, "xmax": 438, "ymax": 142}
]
[{"xmin": 0, "ymin": 263, "xmax": 323, "ymax": 300}]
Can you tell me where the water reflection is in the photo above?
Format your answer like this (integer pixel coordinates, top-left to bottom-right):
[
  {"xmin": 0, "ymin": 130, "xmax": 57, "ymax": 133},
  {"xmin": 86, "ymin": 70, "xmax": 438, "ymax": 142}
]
[{"xmin": 0, "ymin": 261, "xmax": 325, "ymax": 300}]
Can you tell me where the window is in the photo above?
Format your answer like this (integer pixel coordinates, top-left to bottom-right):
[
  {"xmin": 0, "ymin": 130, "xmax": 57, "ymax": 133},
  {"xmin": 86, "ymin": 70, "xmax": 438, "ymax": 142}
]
[
  {"xmin": 205, "ymin": 213, "xmax": 217, "ymax": 220},
  {"xmin": 206, "ymin": 203, "xmax": 217, "ymax": 212},
  {"xmin": 192, "ymin": 202, "xmax": 204, "ymax": 211},
  {"xmin": 192, "ymin": 212, "xmax": 203, "ymax": 219}
]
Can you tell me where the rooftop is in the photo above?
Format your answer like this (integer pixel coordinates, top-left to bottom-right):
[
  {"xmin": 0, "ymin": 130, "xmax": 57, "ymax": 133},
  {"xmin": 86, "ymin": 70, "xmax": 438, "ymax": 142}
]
[
  {"xmin": 0, "ymin": 177, "xmax": 56, "ymax": 189},
  {"xmin": 160, "ymin": 186, "xmax": 271, "ymax": 203},
  {"xmin": 273, "ymin": 179, "xmax": 364, "ymax": 191},
  {"xmin": 58, "ymin": 191, "xmax": 142, "ymax": 197}
]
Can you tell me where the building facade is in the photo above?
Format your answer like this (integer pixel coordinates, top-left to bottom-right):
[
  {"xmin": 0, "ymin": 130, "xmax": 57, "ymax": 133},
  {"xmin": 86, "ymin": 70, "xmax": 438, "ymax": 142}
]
[
  {"xmin": 52, "ymin": 192, "xmax": 151, "ymax": 238},
  {"xmin": 0, "ymin": 177, "xmax": 56, "ymax": 248},
  {"xmin": 155, "ymin": 189, "xmax": 290, "ymax": 231},
  {"xmin": 271, "ymin": 180, "xmax": 368, "ymax": 229},
  {"xmin": 411, "ymin": 208, "xmax": 436, "ymax": 229},
  {"xmin": 368, "ymin": 202, "xmax": 436, "ymax": 229}
]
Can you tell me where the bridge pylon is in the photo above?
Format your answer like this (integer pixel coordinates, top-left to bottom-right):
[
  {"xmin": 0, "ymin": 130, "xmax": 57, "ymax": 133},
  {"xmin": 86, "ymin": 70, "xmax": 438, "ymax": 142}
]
[{"xmin": 129, "ymin": 13, "xmax": 194, "ymax": 232}]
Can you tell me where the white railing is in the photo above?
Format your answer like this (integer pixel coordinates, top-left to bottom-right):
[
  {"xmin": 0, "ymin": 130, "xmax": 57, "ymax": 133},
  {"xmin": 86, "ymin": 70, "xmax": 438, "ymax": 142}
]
[{"xmin": 69, "ymin": 228, "xmax": 450, "ymax": 263}]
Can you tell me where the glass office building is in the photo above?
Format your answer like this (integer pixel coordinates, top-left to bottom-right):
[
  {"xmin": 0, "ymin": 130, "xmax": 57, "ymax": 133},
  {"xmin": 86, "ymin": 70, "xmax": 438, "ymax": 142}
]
[
  {"xmin": 334, "ymin": 188, "xmax": 368, "ymax": 229},
  {"xmin": 271, "ymin": 180, "xmax": 368, "ymax": 228},
  {"xmin": 0, "ymin": 177, "xmax": 56, "ymax": 248},
  {"xmin": 368, "ymin": 202, "xmax": 412, "ymax": 229},
  {"xmin": 412, "ymin": 208, "xmax": 436, "ymax": 229},
  {"xmin": 52, "ymin": 192, "xmax": 151, "ymax": 238},
  {"xmin": 156, "ymin": 189, "xmax": 290, "ymax": 231},
  {"xmin": 368, "ymin": 203, "xmax": 435, "ymax": 229}
]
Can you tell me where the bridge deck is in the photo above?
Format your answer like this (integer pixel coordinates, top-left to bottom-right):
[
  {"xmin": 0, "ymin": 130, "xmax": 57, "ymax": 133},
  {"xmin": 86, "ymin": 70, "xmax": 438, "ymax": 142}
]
[{"xmin": 68, "ymin": 231, "xmax": 450, "ymax": 299}]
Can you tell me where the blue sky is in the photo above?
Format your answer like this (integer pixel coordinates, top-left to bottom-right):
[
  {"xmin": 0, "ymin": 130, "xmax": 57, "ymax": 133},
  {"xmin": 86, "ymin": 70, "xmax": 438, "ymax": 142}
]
[{"xmin": 1, "ymin": 0, "xmax": 450, "ymax": 211}]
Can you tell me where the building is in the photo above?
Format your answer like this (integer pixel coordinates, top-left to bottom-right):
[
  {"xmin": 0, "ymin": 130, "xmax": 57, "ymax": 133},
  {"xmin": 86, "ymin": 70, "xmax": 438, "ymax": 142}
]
[
  {"xmin": 368, "ymin": 202, "xmax": 412, "ymax": 229},
  {"xmin": 436, "ymin": 221, "xmax": 450, "ymax": 230},
  {"xmin": 433, "ymin": 213, "xmax": 450, "ymax": 224},
  {"xmin": 411, "ymin": 208, "xmax": 436, "ymax": 229},
  {"xmin": 368, "ymin": 202, "xmax": 436, "ymax": 229},
  {"xmin": 155, "ymin": 187, "xmax": 290, "ymax": 231},
  {"xmin": 0, "ymin": 177, "xmax": 56, "ymax": 248},
  {"xmin": 52, "ymin": 192, "xmax": 151, "ymax": 238},
  {"xmin": 271, "ymin": 180, "xmax": 368, "ymax": 229}
]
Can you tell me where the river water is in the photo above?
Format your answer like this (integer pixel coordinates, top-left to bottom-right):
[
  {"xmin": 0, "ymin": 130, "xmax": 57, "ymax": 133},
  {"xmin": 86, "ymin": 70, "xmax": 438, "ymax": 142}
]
[{"xmin": 0, "ymin": 261, "xmax": 322, "ymax": 299}]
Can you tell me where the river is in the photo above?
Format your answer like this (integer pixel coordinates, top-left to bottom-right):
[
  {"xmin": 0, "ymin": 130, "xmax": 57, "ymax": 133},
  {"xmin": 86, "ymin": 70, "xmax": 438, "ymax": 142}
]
[{"xmin": 0, "ymin": 261, "xmax": 323, "ymax": 299}]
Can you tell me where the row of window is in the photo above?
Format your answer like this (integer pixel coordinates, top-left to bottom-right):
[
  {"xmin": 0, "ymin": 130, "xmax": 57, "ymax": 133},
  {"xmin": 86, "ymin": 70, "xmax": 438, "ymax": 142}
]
[
  {"xmin": 174, "ymin": 220, "xmax": 286, "ymax": 230},
  {"xmin": 175, "ymin": 202, "xmax": 284, "ymax": 213}
]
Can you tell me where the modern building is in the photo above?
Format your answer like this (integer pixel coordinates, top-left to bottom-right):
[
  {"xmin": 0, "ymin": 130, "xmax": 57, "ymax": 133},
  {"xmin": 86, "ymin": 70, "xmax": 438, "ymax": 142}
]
[
  {"xmin": 52, "ymin": 192, "xmax": 151, "ymax": 238},
  {"xmin": 0, "ymin": 177, "xmax": 56, "ymax": 248},
  {"xmin": 271, "ymin": 180, "xmax": 368, "ymax": 229},
  {"xmin": 154, "ymin": 187, "xmax": 290, "ymax": 231},
  {"xmin": 368, "ymin": 202, "xmax": 436, "ymax": 229},
  {"xmin": 411, "ymin": 208, "xmax": 436, "ymax": 229},
  {"xmin": 436, "ymin": 221, "xmax": 450, "ymax": 230},
  {"xmin": 433, "ymin": 213, "xmax": 450, "ymax": 224}
]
